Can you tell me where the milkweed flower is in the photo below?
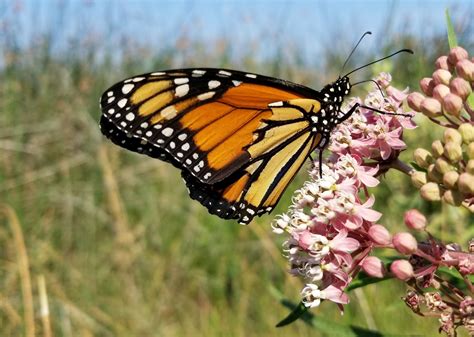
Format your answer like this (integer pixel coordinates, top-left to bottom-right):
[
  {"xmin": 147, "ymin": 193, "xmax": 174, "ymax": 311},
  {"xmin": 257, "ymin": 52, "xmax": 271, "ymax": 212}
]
[
  {"xmin": 273, "ymin": 74, "xmax": 415, "ymax": 311},
  {"xmin": 275, "ymin": 52, "xmax": 473, "ymax": 336},
  {"xmin": 301, "ymin": 283, "xmax": 349, "ymax": 308}
]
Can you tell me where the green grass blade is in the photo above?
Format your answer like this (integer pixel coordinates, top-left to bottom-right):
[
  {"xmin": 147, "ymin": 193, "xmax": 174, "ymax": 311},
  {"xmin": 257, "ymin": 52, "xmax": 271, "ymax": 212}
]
[
  {"xmin": 445, "ymin": 9, "xmax": 458, "ymax": 48},
  {"xmin": 277, "ymin": 299, "xmax": 408, "ymax": 336}
]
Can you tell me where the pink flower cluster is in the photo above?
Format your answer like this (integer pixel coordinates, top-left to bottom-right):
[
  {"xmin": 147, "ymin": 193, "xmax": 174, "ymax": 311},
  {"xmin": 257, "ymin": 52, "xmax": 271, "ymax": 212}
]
[
  {"xmin": 396, "ymin": 215, "xmax": 474, "ymax": 336},
  {"xmin": 392, "ymin": 209, "xmax": 474, "ymax": 335},
  {"xmin": 272, "ymin": 74, "xmax": 416, "ymax": 310},
  {"xmin": 331, "ymin": 73, "xmax": 416, "ymax": 162}
]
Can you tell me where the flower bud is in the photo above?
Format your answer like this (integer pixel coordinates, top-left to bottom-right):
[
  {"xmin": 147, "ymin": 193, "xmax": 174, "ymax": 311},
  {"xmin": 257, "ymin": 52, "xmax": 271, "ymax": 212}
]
[
  {"xmin": 448, "ymin": 46, "xmax": 468, "ymax": 65},
  {"xmin": 413, "ymin": 148, "xmax": 433, "ymax": 168},
  {"xmin": 420, "ymin": 98, "xmax": 442, "ymax": 117},
  {"xmin": 456, "ymin": 59, "xmax": 474, "ymax": 81},
  {"xmin": 443, "ymin": 142, "xmax": 463, "ymax": 163},
  {"xmin": 442, "ymin": 93, "xmax": 463, "ymax": 117},
  {"xmin": 443, "ymin": 171, "xmax": 459, "ymax": 189},
  {"xmin": 435, "ymin": 157, "xmax": 455, "ymax": 174},
  {"xmin": 420, "ymin": 182, "xmax": 442, "ymax": 201},
  {"xmin": 411, "ymin": 171, "xmax": 427, "ymax": 188},
  {"xmin": 458, "ymin": 123, "xmax": 474, "ymax": 144},
  {"xmin": 458, "ymin": 173, "xmax": 474, "ymax": 194},
  {"xmin": 443, "ymin": 128, "xmax": 463, "ymax": 145},
  {"xmin": 427, "ymin": 164, "xmax": 443, "ymax": 183},
  {"xmin": 442, "ymin": 189, "xmax": 463, "ymax": 206},
  {"xmin": 450, "ymin": 77, "xmax": 472, "ymax": 100},
  {"xmin": 468, "ymin": 143, "xmax": 474, "ymax": 159},
  {"xmin": 391, "ymin": 260, "xmax": 414, "ymax": 281},
  {"xmin": 435, "ymin": 55, "xmax": 450, "ymax": 70},
  {"xmin": 361, "ymin": 256, "xmax": 386, "ymax": 278},
  {"xmin": 407, "ymin": 92, "xmax": 425, "ymax": 111},
  {"xmin": 393, "ymin": 232, "xmax": 418, "ymax": 254},
  {"xmin": 420, "ymin": 77, "xmax": 435, "ymax": 96},
  {"xmin": 432, "ymin": 69, "xmax": 452, "ymax": 85},
  {"xmin": 404, "ymin": 209, "xmax": 427, "ymax": 230},
  {"xmin": 368, "ymin": 224, "xmax": 391, "ymax": 245},
  {"xmin": 432, "ymin": 84, "xmax": 450, "ymax": 101},
  {"xmin": 431, "ymin": 140, "xmax": 444, "ymax": 157},
  {"xmin": 467, "ymin": 160, "xmax": 474, "ymax": 174}
]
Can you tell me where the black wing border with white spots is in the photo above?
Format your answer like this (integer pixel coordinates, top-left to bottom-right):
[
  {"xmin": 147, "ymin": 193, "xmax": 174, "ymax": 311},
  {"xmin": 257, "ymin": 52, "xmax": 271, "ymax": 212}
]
[{"xmin": 99, "ymin": 68, "xmax": 321, "ymax": 178}]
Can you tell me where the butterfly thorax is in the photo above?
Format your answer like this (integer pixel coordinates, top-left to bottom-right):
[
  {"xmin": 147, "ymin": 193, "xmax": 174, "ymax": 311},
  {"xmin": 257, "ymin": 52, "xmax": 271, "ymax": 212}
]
[{"xmin": 309, "ymin": 76, "xmax": 352, "ymax": 134}]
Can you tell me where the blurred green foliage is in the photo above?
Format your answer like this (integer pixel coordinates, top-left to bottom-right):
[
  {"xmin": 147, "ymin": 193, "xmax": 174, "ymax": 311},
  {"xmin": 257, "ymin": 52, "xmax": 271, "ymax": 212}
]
[{"xmin": 0, "ymin": 3, "xmax": 473, "ymax": 337}]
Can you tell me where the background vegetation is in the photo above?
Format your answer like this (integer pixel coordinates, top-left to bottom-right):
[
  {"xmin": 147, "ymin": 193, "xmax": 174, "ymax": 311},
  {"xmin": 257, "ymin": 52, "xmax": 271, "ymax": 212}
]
[{"xmin": 1, "ymin": 1, "xmax": 473, "ymax": 336}]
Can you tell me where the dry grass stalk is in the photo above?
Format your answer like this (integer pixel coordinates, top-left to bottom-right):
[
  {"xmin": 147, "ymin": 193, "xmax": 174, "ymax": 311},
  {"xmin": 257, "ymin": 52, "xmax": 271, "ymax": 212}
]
[
  {"xmin": 1, "ymin": 204, "xmax": 36, "ymax": 337},
  {"xmin": 97, "ymin": 144, "xmax": 133, "ymax": 246},
  {"xmin": 38, "ymin": 275, "xmax": 53, "ymax": 337}
]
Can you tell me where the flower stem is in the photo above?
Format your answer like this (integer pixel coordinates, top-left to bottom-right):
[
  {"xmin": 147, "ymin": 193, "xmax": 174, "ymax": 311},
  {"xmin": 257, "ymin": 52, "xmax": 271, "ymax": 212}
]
[
  {"xmin": 414, "ymin": 248, "xmax": 439, "ymax": 264},
  {"xmin": 462, "ymin": 274, "xmax": 474, "ymax": 294},
  {"xmin": 428, "ymin": 116, "xmax": 457, "ymax": 128},
  {"xmin": 390, "ymin": 159, "xmax": 414, "ymax": 176}
]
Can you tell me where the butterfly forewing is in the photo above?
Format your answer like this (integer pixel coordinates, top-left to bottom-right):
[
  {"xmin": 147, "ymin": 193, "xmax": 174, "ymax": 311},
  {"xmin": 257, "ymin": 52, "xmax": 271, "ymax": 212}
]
[{"xmin": 99, "ymin": 68, "xmax": 326, "ymax": 224}]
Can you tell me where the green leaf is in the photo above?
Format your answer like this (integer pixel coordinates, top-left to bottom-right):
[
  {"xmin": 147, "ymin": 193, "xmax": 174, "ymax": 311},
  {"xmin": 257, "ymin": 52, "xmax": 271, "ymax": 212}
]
[
  {"xmin": 437, "ymin": 266, "xmax": 463, "ymax": 280},
  {"xmin": 276, "ymin": 298, "xmax": 407, "ymax": 337},
  {"xmin": 437, "ymin": 266, "xmax": 474, "ymax": 290},
  {"xmin": 410, "ymin": 161, "xmax": 427, "ymax": 173},
  {"xmin": 445, "ymin": 9, "xmax": 458, "ymax": 48},
  {"xmin": 275, "ymin": 301, "xmax": 308, "ymax": 327},
  {"xmin": 346, "ymin": 273, "xmax": 393, "ymax": 292}
]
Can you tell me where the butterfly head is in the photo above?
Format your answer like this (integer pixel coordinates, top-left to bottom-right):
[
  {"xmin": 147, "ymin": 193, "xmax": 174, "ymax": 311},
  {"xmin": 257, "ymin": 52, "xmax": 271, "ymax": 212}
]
[
  {"xmin": 306, "ymin": 76, "xmax": 354, "ymax": 137},
  {"xmin": 321, "ymin": 76, "xmax": 351, "ymax": 104}
]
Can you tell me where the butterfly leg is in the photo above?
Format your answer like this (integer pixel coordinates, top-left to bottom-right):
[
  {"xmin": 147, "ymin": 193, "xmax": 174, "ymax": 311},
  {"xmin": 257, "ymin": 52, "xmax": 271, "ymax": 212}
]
[
  {"xmin": 359, "ymin": 104, "xmax": 412, "ymax": 117},
  {"xmin": 318, "ymin": 149, "xmax": 324, "ymax": 178},
  {"xmin": 306, "ymin": 152, "xmax": 323, "ymax": 177},
  {"xmin": 337, "ymin": 102, "xmax": 361, "ymax": 123}
]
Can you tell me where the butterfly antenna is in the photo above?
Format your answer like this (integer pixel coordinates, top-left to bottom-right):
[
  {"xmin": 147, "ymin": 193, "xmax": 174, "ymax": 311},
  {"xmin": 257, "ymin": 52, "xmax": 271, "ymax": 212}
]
[
  {"xmin": 339, "ymin": 31, "xmax": 372, "ymax": 77},
  {"xmin": 352, "ymin": 79, "xmax": 386, "ymax": 98},
  {"xmin": 344, "ymin": 48, "xmax": 414, "ymax": 78}
]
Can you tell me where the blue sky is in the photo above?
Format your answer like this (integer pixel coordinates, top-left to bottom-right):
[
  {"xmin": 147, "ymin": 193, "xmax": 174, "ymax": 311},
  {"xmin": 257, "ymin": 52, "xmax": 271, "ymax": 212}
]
[{"xmin": 8, "ymin": 0, "xmax": 474, "ymax": 63}]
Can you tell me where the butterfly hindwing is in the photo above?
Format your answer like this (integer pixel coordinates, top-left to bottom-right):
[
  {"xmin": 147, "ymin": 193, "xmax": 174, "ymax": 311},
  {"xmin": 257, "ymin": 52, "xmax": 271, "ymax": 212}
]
[
  {"xmin": 100, "ymin": 68, "xmax": 326, "ymax": 223},
  {"xmin": 181, "ymin": 99, "xmax": 324, "ymax": 223},
  {"xmin": 182, "ymin": 132, "xmax": 317, "ymax": 223}
]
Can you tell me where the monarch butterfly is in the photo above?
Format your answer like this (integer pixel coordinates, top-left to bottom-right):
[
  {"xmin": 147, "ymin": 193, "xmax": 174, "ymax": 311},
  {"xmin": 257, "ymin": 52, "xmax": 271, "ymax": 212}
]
[{"xmin": 99, "ymin": 33, "xmax": 412, "ymax": 224}]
